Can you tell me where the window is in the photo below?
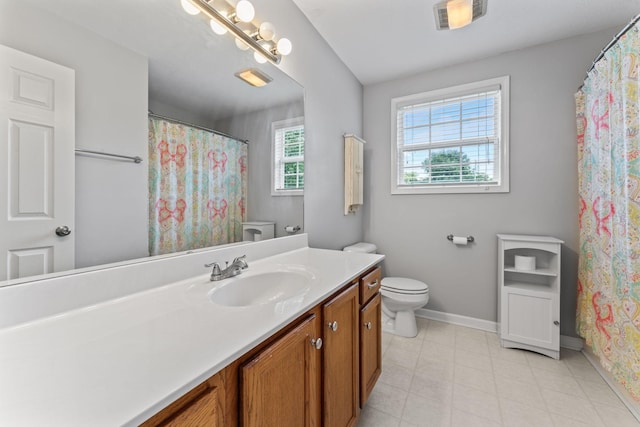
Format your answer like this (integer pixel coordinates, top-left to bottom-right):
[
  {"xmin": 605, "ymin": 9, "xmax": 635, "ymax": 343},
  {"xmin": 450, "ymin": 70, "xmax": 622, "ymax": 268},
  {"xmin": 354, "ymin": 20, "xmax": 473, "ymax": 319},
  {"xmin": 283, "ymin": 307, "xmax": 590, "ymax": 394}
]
[
  {"xmin": 391, "ymin": 76, "xmax": 509, "ymax": 194},
  {"xmin": 272, "ymin": 117, "xmax": 304, "ymax": 196}
]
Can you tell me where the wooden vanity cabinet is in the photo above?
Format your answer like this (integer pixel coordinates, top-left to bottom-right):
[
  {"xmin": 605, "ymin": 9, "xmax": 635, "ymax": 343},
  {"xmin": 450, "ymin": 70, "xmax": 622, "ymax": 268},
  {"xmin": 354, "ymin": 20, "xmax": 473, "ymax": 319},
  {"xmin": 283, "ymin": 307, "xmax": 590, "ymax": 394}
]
[
  {"xmin": 358, "ymin": 266, "xmax": 381, "ymax": 407},
  {"xmin": 322, "ymin": 283, "xmax": 359, "ymax": 427},
  {"xmin": 142, "ymin": 266, "xmax": 382, "ymax": 427},
  {"xmin": 240, "ymin": 314, "xmax": 321, "ymax": 427}
]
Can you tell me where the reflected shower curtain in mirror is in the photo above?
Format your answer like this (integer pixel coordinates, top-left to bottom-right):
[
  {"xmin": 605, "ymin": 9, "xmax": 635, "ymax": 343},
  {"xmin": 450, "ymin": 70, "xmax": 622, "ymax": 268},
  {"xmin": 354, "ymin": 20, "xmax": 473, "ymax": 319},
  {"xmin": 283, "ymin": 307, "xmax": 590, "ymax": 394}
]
[
  {"xmin": 575, "ymin": 22, "xmax": 640, "ymax": 400},
  {"xmin": 148, "ymin": 118, "xmax": 247, "ymax": 255}
]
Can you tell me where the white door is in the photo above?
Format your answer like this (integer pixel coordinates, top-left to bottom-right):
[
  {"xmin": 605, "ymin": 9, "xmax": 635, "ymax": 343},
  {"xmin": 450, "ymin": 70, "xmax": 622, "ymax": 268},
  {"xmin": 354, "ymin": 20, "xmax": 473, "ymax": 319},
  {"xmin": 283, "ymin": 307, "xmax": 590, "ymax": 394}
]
[{"xmin": 0, "ymin": 44, "xmax": 75, "ymax": 281}]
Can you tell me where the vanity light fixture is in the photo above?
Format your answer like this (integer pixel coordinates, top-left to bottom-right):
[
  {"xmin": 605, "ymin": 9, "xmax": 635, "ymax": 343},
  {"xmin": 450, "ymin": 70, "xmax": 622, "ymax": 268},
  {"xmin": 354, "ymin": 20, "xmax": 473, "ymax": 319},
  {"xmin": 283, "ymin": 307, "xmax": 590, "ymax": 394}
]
[
  {"xmin": 235, "ymin": 68, "xmax": 273, "ymax": 87},
  {"xmin": 181, "ymin": 0, "xmax": 292, "ymax": 64},
  {"xmin": 434, "ymin": 0, "xmax": 487, "ymax": 30}
]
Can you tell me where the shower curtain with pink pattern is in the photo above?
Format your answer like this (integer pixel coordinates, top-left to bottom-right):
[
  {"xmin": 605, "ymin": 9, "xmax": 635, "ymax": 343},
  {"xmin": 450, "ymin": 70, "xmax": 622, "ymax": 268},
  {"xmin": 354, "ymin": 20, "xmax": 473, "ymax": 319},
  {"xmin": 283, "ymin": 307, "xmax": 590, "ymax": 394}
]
[
  {"xmin": 148, "ymin": 117, "xmax": 247, "ymax": 256},
  {"xmin": 575, "ymin": 21, "xmax": 640, "ymax": 400}
]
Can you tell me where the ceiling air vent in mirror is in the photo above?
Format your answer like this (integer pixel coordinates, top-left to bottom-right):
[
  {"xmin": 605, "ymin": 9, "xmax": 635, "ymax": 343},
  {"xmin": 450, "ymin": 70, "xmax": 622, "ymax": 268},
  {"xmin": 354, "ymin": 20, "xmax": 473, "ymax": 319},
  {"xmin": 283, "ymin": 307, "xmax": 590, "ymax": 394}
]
[{"xmin": 434, "ymin": 0, "xmax": 488, "ymax": 30}]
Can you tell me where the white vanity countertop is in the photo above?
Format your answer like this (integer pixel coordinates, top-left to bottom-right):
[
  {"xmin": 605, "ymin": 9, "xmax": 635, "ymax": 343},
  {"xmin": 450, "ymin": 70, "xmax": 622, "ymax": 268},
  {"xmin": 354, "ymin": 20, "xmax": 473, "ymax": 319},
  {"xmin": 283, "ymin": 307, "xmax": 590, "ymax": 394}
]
[{"xmin": 0, "ymin": 247, "xmax": 383, "ymax": 426}]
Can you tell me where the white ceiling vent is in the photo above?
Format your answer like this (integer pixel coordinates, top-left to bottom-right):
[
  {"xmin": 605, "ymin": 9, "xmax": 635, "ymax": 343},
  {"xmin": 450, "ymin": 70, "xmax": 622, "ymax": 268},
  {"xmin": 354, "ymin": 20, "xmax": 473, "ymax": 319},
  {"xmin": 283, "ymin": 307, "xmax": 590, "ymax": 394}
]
[{"xmin": 434, "ymin": 0, "xmax": 488, "ymax": 30}]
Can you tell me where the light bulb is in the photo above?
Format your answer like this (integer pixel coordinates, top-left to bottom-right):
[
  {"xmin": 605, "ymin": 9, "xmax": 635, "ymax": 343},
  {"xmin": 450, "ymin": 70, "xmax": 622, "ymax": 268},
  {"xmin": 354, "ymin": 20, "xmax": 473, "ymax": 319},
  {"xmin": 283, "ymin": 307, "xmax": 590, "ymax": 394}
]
[
  {"xmin": 446, "ymin": 0, "xmax": 473, "ymax": 30},
  {"xmin": 254, "ymin": 51, "xmax": 268, "ymax": 64},
  {"xmin": 259, "ymin": 22, "xmax": 276, "ymax": 41},
  {"xmin": 235, "ymin": 37, "xmax": 250, "ymax": 51},
  {"xmin": 276, "ymin": 38, "xmax": 292, "ymax": 56},
  {"xmin": 253, "ymin": 42, "xmax": 269, "ymax": 63},
  {"xmin": 209, "ymin": 13, "xmax": 228, "ymax": 35},
  {"xmin": 235, "ymin": 0, "xmax": 255, "ymax": 23},
  {"xmin": 180, "ymin": 0, "xmax": 200, "ymax": 15}
]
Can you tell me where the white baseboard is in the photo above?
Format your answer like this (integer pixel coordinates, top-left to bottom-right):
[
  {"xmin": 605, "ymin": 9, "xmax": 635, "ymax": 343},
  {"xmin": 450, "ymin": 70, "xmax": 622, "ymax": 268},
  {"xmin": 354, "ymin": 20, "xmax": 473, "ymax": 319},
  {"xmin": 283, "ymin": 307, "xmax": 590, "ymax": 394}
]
[
  {"xmin": 560, "ymin": 335, "xmax": 584, "ymax": 351},
  {"xmin": 415, "ymin": 308, "xmax": 497, "ymax": 332},
  {"xmin": 415, "ymin": 308, "xmax": 583, "ymax": 350}
]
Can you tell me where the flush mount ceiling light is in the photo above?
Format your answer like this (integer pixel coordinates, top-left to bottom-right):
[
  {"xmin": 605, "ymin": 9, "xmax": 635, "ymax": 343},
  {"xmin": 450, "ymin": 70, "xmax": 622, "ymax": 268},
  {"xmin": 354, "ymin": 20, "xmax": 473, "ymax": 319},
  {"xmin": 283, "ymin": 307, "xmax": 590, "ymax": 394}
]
[
  {"xmin": 434, "ymin": 0, "xmax": 487, "ymax": 30},
  {"xmin": 181, "ymin": 0, "xmax": 292, "ymax": 64},
  {"xmin": 235, "ymin": 68, "xmax": 273, "ymax": 87}
]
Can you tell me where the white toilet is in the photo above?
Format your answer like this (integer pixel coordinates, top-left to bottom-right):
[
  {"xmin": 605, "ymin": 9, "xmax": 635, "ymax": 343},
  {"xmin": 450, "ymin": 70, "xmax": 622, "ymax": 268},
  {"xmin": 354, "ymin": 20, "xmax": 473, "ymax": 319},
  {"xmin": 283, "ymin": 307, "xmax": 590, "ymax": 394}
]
[{"xmin": 343, "ymin": 243, "xmax": 429, "ymax": 338}]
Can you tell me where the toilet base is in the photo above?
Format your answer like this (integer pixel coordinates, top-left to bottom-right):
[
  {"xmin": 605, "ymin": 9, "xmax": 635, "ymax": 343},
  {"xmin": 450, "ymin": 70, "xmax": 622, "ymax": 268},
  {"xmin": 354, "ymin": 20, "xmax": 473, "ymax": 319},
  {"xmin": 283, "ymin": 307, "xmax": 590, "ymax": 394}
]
[{"xmin": 382, "ymin": 310, "xmax": 418, "ymax": 338}]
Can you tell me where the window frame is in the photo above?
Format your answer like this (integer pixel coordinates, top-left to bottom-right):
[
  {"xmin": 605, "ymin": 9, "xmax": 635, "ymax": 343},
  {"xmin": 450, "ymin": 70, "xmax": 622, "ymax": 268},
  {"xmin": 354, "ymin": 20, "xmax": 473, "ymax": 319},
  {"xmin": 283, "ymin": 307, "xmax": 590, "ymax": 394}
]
[
  {"xmin": 390, "ymin": 76, "xmax": 510, "ymax": 195},
  {"xmin": 271, "ymin": 116, "xmax": 304, "ymax": 196}
]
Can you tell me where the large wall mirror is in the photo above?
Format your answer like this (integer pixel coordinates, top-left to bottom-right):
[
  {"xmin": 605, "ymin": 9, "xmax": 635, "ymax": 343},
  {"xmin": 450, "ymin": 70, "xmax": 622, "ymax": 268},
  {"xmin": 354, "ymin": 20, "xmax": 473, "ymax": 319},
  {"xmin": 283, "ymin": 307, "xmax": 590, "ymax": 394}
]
[{"xmin": 0, "ymin": 0, "xmax": 304, "ymax": 285}]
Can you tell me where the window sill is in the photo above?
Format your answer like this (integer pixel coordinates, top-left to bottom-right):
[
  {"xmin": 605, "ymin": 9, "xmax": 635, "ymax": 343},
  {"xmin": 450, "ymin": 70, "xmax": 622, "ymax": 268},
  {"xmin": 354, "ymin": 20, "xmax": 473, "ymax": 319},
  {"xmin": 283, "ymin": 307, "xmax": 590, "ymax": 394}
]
[
  {"xmin": 271, "ymin": 190, "xmax": 304, "ymax": 197},
  {"xmin": 391, "ymin": 182, "xmax": 509, "ymax": 195}
]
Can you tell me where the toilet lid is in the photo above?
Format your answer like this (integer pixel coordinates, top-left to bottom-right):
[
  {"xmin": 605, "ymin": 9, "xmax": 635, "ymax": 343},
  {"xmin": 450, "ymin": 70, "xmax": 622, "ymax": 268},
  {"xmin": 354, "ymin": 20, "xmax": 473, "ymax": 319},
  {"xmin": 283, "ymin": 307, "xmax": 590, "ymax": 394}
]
[{"xmin": 381, "ymin": 277, "xmax": 429, "ymax": 294}]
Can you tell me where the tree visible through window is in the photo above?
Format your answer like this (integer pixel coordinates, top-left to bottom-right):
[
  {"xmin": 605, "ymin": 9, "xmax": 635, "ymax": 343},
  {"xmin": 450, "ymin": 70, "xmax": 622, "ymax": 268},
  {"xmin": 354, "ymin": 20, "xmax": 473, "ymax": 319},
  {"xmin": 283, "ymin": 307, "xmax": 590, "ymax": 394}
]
[
  {"xmin": 392, "ymin": 76, "xmax": 509, "ymax": 194},
  {"xmin": 272, "ymin": 117, "xmax": 304, "ymax": 195}
]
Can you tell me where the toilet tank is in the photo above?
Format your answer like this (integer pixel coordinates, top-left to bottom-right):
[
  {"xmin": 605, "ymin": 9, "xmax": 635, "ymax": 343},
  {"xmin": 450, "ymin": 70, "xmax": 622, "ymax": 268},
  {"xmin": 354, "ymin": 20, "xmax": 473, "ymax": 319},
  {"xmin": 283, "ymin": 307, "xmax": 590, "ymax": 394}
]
[
  {"xmin": 343, "ymin": 242, "xmax": 377, "ymax": 254},
  {"xmin": 242, "ymin": 221, "xmax": 275, "ymax": 241}
]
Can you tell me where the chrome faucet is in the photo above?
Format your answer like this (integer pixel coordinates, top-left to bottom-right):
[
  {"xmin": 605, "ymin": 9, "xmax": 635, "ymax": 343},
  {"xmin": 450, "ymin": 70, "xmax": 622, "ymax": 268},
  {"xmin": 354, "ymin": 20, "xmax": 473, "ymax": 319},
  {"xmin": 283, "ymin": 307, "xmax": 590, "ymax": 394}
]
[{"xmin": 205, "ymin": 255, "xmax": 248, "ymax": 281}]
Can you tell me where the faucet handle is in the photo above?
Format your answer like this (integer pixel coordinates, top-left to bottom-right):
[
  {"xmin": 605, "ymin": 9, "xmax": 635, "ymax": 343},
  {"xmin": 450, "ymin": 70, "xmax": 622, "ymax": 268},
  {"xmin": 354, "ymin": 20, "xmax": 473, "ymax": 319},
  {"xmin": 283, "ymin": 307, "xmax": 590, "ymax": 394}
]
[
  {"xmin": 205, "ymin": 262, "xmax": 222, "ymax": 276},
  {"xmin": 233, "ymin": 255, "xmax": 248, "ymax": 269}
]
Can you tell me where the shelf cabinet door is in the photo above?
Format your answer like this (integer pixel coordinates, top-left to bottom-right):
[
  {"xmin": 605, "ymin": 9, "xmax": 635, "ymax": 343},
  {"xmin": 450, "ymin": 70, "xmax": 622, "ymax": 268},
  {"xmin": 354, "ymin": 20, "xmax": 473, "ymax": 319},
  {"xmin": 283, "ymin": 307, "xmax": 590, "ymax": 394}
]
[
  {"xmin": 501, "ymin": 288, "xmax": 559, "ymax": 351},
  {"xmin": 360, "ymin": 293, "xmax": 381, "ymax": 407},
  {"xmin": 323, "ymin": 284, "xmax": 359, "ymax": 427},
  {"xmin": 241, "ymin": 314, "xmax": 321, "ymax": 427}
]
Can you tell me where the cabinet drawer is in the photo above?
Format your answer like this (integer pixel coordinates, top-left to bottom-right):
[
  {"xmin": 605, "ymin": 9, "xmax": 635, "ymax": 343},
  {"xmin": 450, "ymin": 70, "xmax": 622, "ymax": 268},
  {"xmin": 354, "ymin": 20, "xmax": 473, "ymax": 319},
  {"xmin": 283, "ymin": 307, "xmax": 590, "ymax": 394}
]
[{"xmin": 359, "ymin": 267, "xmax": 381, "ymax": 305}]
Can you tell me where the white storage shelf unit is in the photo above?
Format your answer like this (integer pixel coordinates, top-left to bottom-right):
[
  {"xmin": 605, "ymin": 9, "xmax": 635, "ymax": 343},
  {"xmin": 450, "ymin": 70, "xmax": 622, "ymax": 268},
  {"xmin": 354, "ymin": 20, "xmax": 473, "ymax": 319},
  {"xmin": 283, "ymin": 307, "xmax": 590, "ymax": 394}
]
[{"xmin": 497, "ymin": 234, "xmax": 564, "ymax": 360}]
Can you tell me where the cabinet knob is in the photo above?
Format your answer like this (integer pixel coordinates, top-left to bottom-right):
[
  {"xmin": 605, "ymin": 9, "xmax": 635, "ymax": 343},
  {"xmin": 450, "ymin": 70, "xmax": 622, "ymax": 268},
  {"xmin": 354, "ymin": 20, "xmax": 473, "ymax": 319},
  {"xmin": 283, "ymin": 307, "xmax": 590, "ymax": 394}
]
[
  {"xmin": 553, "ymin": 321, "xmax": 560, "ymax": 326},
  {"xmin": 327, "ymin": 321, "xmax": 338, "ymax": 332},
  {"xmin": 310, "ymin": 337, "xmax": 323, "ymax": 350},
  {"xmin": 364, "ymin": 321, "xmax": 372, "ymax": 330},
  {"xmin": 367, "ymin": 280, "xmax": 378, "ymax": 289}
]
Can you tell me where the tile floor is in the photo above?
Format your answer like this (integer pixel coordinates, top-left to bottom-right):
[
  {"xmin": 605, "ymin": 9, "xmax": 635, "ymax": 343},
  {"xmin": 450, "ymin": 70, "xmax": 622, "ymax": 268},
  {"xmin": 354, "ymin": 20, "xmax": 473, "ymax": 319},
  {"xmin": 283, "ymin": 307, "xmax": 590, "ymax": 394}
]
[{"xmin": 357, "ymin": 318, "xmax": 639, "ymax": 427}]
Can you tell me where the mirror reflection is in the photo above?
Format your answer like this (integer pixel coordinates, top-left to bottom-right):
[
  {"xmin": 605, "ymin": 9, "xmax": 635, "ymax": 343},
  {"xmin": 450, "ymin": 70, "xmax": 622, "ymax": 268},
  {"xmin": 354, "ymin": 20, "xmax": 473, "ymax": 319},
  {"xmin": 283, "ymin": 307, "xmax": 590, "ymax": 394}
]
[{"xmin": 0, "ymin": 0, "xmax": 304, "ymax": 284}]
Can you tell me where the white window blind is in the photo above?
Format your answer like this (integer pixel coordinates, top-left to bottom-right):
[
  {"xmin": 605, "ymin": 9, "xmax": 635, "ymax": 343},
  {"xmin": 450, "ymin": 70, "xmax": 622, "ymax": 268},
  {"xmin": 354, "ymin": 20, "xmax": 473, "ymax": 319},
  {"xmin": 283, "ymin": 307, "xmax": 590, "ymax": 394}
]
[
  {"xmin": 272, "ymin": 117, "xmax": 304, "ymax": 195},
  {"xmin": 391, "ymin": 76, "xmax": 509, "ymax": 194}
]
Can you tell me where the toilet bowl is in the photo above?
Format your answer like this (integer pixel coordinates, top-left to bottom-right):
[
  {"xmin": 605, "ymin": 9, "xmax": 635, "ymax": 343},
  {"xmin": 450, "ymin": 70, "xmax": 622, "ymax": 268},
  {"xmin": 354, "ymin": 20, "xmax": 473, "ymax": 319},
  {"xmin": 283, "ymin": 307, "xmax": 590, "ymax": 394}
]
[
  {"xmin": 380, "ymin": 277, "xmax": 429, "ymax": 338},
  {"xmin": 343, "ymin": 243, "xmax": 430, "ymax": 338}
]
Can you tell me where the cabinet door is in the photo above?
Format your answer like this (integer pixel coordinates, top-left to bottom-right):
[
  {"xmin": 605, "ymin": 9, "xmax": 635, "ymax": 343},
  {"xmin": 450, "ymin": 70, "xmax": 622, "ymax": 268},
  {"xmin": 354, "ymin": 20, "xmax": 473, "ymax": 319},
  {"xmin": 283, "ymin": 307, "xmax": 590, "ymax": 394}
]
[
  {"xmin": 141, "ymin": 371, "xmax": 225, "ymax": 426},
  {"xmin": 502, "ymin": 288, "xmax": 559, "ymax": 350},
  {"xmin": 360, "ymin": 293, "xmax": 381, "ymax": 407},
  {"xmin": 241, "ymin": 314, "xmax": 321, "ymax": 427},
  {"xmin": 323, "ymin": 284, "xmax": 359, "ymax": 427}
]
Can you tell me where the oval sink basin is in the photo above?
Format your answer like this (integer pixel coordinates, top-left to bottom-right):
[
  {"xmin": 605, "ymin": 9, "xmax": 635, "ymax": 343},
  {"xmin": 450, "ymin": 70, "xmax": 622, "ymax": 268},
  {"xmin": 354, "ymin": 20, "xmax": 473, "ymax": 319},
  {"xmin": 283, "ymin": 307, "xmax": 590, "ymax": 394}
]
[{"xmin": 208, "ymin": 270, "xmax": 313, "ymax": 307}]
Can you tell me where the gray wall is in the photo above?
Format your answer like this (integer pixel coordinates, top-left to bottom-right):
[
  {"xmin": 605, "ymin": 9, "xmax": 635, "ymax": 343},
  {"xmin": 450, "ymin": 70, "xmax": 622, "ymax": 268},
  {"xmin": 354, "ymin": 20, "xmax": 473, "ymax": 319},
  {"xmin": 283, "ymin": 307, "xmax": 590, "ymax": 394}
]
[
  {"xmin": 362, "ymin": 28, "xmax": 617, "ymax": 337},
  {"xmin": 266, "ymin": 0, "xmax": 365, "ymax": 250},
  {"xmin": 0, "ymin": 0, "xmax": 149, "ymax": 269},
  {"xmin": 218, "ymin": 101, "xmax": 305, "ymax": 238}
]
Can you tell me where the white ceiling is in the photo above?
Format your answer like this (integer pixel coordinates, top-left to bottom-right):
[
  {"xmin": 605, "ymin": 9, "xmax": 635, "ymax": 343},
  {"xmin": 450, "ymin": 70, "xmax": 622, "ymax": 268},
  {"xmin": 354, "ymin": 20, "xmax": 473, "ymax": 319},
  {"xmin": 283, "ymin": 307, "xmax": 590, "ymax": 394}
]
[
  {"xmin": 19, "ymin": 0, "xmax": 303, "ymax": 121},
  {"xmin": 292, "ymin": 0, "xmax": 640, "ymax": 85}
]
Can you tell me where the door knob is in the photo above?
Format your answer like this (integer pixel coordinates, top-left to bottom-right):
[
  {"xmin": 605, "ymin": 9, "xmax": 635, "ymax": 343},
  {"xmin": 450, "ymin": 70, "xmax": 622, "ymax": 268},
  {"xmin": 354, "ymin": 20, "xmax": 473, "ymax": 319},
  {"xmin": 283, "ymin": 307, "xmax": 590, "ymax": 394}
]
[
  {"xmin": 553, "ymin": 321, "xmax": 560, "ymax": 326},
  {"xmin": 55, "ymin": 226, "xmax": 71, "ymax": 236},
  {"xmin": 364, "ymin": 321, "xmax": 372, "ymax": 330},
  {"xmin": 327, "ymin": 321, "xmax": 338, "ymax": 332}
]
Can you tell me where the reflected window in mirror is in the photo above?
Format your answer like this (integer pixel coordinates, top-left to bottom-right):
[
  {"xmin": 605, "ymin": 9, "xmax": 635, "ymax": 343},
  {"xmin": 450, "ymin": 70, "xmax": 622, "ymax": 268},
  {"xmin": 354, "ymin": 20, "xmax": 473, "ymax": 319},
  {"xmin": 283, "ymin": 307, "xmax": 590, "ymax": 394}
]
[{"xmin": 272, "ymin": 117, "xmax": 304, "ymax": 196}]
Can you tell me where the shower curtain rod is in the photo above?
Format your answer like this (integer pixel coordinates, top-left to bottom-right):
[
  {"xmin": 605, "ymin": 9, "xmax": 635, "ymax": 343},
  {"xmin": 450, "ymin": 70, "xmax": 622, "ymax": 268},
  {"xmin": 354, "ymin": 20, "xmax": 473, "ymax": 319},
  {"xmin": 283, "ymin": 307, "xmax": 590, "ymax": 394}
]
[
  {"xmin": 148, "ymin": 111, "xmax": 249, "ymax": 144},
  {"xmin": 580, "ymin": 13, "xmax": 640, "ymax": 87}
]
